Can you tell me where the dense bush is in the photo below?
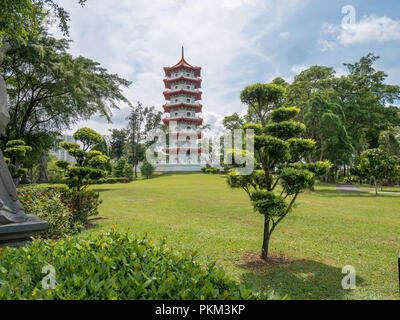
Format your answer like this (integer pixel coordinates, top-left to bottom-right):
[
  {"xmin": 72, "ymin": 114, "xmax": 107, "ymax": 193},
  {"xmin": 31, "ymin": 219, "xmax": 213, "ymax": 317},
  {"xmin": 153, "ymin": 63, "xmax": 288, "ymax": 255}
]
[
  {"xmin": 140, "ymin": 159, "xmax": 155, "ymax": 179},
  {"xmin": 17, "ymin": 191, "xmax": 83, "ymax": 238},
  {"xmin": 201, "ymin": 167, "xmax": 220, "ymax": 174},
  {"xmin": 18, "ymin": 184, "xmax": 100, "ymax": 226},
  {"xmin": 61, "ymin": 189, "xmax": 102, "ymax": 225},
  {"xmin": 97, "ymin": 177, "xmax": 131, "ymax": 184},
  {"xmin": 0, "ymin": 230, "xmax": 282, "ymax": 300},
  {"xmin": 18, "ymin": 184, "xmax": 69, "ymax": 197}
]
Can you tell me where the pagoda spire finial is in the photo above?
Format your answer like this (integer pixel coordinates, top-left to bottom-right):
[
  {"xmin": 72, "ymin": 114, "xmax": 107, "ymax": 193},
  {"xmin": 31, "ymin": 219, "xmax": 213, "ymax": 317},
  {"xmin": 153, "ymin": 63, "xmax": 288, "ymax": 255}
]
[{"xmin": 182, "ymin": 46, "xmax": 184, "ymax": 60}]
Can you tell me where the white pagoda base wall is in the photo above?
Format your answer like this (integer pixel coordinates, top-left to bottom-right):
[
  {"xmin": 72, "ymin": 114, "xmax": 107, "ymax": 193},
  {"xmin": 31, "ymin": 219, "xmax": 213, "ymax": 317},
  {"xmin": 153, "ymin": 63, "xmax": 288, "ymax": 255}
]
[{"xmin": 155, "ymin": 164, "xmax": 204, "ymax": 172}]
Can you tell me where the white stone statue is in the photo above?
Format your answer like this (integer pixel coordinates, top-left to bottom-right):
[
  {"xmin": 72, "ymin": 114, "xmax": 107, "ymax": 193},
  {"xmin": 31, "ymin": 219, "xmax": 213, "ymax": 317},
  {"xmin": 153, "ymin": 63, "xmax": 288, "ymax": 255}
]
[{"xmin": 0, "ymin": 43, "xmax": 28, "ymax": 225}]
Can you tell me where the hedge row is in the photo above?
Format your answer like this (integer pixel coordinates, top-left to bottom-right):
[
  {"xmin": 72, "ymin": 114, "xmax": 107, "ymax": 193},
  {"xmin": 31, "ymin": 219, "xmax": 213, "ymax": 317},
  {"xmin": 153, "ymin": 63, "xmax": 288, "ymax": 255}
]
[
  {"xmin": 17, "ymin": 184, "xmax": 101, "ymax": 227},
  {"xmin": 0, "ymin": 230, "xmax": 283, "ymax": 300},
  {"xmin": 201, "ymin": 167, "xmax": 220, "ymax": 174}
]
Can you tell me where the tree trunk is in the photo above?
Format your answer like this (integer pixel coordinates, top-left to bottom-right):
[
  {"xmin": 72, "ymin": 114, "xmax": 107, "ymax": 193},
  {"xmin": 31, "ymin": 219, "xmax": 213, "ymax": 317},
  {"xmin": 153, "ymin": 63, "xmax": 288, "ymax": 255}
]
[
  {"xmin": 261, "ymin": 218, "xmax": 270, "ymax": 260},
  {"xmin": 38, "ymin": 150, "xmax": 49, "ymax": 183},
  {"xmin": 374, "ymin": 178, "xmax": 378, "ymax": 196},
  {"xmin": 308, "ymin": 153, "xmax": 315, "ymax": 191}
]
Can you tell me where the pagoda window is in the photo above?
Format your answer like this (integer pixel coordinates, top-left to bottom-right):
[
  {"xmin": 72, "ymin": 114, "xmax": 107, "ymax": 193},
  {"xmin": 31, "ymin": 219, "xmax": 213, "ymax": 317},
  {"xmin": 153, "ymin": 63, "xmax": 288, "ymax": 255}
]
[
  {"xmin": 187, "ymin": 126, "xmax": 191, "ymax": 130},
  {"xmin": 187, "ymin": 112, "xmax": 191, "ymax": 117},
  {"xmin": 186, "ymin": 86, "xmax": 190, "ymax": 89},
  {"xmin": 186, "ymin": 99, "xmax": 190, "ymax": 103},
  {"xmin": 175, "ymin": 86, "xmax": 178, "ymax": 89}
]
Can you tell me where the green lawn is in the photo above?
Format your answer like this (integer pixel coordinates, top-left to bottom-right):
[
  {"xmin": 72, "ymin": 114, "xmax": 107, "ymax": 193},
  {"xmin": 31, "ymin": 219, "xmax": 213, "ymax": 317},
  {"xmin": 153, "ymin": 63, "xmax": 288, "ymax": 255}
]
[{"xmin": 87, "ymin": 172, "xmax": 400, "ymax": 300}]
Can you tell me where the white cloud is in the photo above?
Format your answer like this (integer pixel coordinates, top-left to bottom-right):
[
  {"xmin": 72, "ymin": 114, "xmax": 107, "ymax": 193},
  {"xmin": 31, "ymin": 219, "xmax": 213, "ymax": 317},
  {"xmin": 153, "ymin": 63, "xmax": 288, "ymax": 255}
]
[
  {"xmin": 291, "ymin": 64, "xmax": 307, "ymax": 75},
  {"xmin": 335, "ymin": 67, "xmax": 348, "ymax": 77},
  {"xmin": 222, "ymin": 0, "xmax": 256, "ymax": 9},
  {"xmin": 319, "ymin": 15, "xmax": 400, "ymax": 50},
  {"xmin": 279, "ymin": 32, "xmax": 289, "ymax": 38},
  {"xmin": 338, "ymin": 15, "xmax": 400, "ymax": 45},
  {"xmin": 50, "ymin": 0, "xmax": 309, "ymax": 136},
  {"xmin": 321, "ymin": 22, "xmax": 339, "ymax": 35},
  {"xmin": 318, "ymin": 39, "xmax": 336, "ymax": 52}
]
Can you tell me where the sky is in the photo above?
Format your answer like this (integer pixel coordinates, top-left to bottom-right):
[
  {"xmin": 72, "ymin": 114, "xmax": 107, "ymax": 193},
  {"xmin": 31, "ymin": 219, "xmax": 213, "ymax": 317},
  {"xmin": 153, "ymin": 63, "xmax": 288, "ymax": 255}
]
[{"xmin": 51, "ymin": 0, "xmax": 400, "ymax": 136}]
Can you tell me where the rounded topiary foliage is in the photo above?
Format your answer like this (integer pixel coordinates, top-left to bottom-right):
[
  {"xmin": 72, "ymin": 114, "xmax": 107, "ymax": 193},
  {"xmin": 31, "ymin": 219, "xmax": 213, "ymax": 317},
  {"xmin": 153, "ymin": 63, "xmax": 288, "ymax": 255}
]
[{"xmin": 3, "ymin": 139, "xmax": 32, "ymax": 180}]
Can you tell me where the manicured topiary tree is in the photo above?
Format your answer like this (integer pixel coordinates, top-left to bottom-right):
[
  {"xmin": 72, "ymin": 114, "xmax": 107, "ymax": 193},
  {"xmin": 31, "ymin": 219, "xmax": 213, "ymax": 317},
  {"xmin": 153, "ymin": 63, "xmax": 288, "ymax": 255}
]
[
  {"xmin": 56, "ymin": 128, "xmax": 110, "ymax": 224},
  {"xmin": 57, "ymin": 128, "xmax": 109, "ymax": 191},
  {"xmin": 227, "ymin": 84, "xmax": 331, "ymax": 261},
  {"xmin": 4, "ymin": 139, "xmax": 32, "ymax": 185}
]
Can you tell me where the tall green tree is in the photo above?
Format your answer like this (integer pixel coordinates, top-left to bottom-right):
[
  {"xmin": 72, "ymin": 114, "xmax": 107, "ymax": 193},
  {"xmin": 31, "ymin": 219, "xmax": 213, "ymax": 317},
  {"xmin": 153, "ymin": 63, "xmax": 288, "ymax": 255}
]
[
  {"xmin": 126, "ymin": 102, "xmax": 162, "ymax": 178},
  {"xmin": 336, "ymin": 54, "xmax": 400, "ymax": 153},
  {"xmin": 302, "ymin": 92, "xmax": 353, "ymax": 181},
  {"xmin": 2, "ymin": 29, "xmax": 131, "ymax": 140},
  {"xmin": 108, "ymin": 128, "xmax": 128, "ymax": 160},
  {"xmin": 223, "ymin": 113, "xmax": 244, "ymax": 132},
  {"xmin": 0, "ymin": 0, "xmax": 87, "ymax": 44},
  {"xmin": 379, "ymin": 128, "xmax": 400, "ymax": 157},
  {"xmin": 0, "ymin": 28, "xmax": 131, "ymax": 182},
  {"xmin": 113, "ymin": 157, "xmax": 126, "ymax": 178},
  {"xmin": 358, "ymin": 148, "xmax": 400, "ymax": 195}
]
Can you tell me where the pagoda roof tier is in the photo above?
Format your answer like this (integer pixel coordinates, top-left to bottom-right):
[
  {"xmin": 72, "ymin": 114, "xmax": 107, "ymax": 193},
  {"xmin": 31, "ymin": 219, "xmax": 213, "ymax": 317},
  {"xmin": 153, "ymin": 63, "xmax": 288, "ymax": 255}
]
[
  {"xmin": 169, "ymin": 132, "xmax": 203, "ymax": 139},
  {"xmin": 164, "ymin": 148, "xmax": 203, "ymax": 154},
  {"xmin": 163, "ymin": 117, "xmax": 203, "ymax": 125},
  {"xmin": 163, "ymin": 77, "xmax": 202, "ymax": 89},
  {"xmin": 164, "ymin": 66, "xmax": 201, "ymax": 78},
  {"xmin": 163, "ymin": 103, "xmax": 202, "ymax": 113},
  {"xmin": 163, "ymin": 47, "xmax": 201, "ymax": 77},
  {"xmin": 163, "ymin": 89, "xmax": 202, "ymax": 101}
]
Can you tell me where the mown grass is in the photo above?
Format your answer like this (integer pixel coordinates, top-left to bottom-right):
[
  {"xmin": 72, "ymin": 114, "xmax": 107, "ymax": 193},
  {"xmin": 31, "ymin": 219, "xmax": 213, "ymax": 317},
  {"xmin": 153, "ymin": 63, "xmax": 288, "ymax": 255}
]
[{"xmin": 88, "ymin": 172, "xmax": 400, "ymax": 300}]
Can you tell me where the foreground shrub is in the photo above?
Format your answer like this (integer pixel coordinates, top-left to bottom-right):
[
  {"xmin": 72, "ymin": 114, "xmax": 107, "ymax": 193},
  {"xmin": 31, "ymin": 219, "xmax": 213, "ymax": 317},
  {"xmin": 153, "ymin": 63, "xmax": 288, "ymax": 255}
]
[
  {"xmin": 61, "ymin": 189, "xmax": 102, "ymax": 225},
  {"xmin": 0, "ymin": 230, "xmax": 283, "ymax": 300},
  {"xmin": 18, "ymin": 192, "xmax": 83, "ymax": 238}
]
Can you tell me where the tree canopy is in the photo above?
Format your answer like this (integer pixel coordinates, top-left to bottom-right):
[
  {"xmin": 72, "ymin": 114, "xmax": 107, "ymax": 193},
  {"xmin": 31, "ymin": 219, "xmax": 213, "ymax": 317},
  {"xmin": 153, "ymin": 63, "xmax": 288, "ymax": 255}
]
[{"xmin": 0, "ymin": 0, "xmax": 87, "ymax": 45}]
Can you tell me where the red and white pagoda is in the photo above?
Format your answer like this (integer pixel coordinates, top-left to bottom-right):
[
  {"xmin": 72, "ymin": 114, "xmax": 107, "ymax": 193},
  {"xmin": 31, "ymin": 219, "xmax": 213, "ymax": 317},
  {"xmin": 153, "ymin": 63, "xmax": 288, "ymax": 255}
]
[{"xmin": 158, "ymin": 48, "xmax": 204, "ymax": 170}]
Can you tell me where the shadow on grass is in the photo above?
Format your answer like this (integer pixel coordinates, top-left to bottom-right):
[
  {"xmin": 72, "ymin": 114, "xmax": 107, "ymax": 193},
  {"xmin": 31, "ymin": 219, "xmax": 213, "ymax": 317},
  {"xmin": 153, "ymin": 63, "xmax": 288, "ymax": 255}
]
[
  {"xmin": 91, "ymin": 187, "xmax": 125, "ymax": 193},
  {"xmin": 314, "ymin": 190, "xmax": 400, "ymax": 198},
  {"xmin": 239, "ymin": 258, "xmax": 365, "ymax": 300}
]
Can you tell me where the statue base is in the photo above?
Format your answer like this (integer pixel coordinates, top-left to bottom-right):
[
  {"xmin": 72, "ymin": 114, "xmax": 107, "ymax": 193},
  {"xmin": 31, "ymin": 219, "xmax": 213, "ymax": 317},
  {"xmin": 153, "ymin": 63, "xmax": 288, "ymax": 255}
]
[{"xmin": 0, "ymin": 215, "xmax": 48, "ymax": 248}]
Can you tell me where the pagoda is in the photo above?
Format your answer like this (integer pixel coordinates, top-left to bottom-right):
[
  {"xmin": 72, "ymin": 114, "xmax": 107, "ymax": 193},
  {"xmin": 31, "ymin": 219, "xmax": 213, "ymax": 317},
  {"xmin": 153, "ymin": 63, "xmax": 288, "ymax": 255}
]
[{"xmin": 159, "ymin": 47, "xmax": 204, "ymax": 169}]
